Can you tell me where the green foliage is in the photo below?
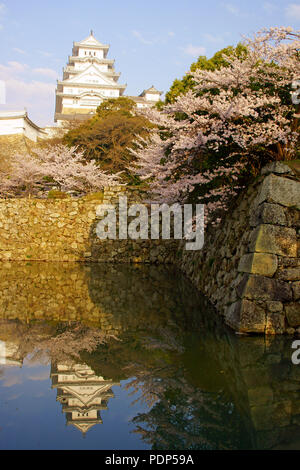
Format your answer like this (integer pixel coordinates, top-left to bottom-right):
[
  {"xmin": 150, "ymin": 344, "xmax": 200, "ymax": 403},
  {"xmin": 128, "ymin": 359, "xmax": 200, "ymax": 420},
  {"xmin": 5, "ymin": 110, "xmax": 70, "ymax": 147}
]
[
  {"xmin": 82, "ymin": 191, "xmax": 104, "ymax": 201},
  {"xmin": 42, "ymin": 175, "xmax": 55, "ymax": 183},
  {"xmin": 95, "ymin": 96, "xmax": 136, "ymax": 118},
  {"xmin": 47, "ymin": 190, "xmax": 70, "ymax": 199},
  {"xmin": 63, "ymin": 97, "xmax": 153, "ymax": 184},
  {"xmin": 165, "ymin": 44, "xmax": 248, "ymax": 104}
]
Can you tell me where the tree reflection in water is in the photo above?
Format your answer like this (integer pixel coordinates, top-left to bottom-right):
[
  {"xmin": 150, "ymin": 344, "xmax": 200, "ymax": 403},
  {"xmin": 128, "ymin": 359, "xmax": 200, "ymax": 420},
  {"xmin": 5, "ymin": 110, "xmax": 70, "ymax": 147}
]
[{"xmin": 0, "ymin": 263, "xmax": 299, "ymax": 449}]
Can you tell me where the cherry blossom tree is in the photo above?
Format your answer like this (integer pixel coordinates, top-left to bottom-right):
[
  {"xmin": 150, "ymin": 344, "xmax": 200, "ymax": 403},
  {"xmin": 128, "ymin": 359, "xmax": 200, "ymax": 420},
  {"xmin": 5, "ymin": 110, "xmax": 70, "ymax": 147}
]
[
  {"xmin": 130, "ymin": 27, "xmax": 300, "ymax": 225},
  {"xmin": 0, "ymin": 153, "xmax": 45, "ymax": 196},
  {"xmin": 0, "ymin": 144, "xmax": 121, "ymax": 196},
  {"xmin": 36, "ymin": 145, "xmax": 121, "ymax": 193}
]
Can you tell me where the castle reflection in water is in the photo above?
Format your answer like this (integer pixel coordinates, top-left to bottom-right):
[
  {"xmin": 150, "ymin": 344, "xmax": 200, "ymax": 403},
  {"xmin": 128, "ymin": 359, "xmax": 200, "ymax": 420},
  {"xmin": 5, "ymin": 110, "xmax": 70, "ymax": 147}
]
[
  {"xmin": 51, "ymin": 363, "xmax": 119, "ymax": 435},
  {"xmin": 0, "ymin": 337, "xmax": 118, "ymax": 435},
  {"xmin": 0, "ymin": 262, "xmax": 300, "ymax": 450}
]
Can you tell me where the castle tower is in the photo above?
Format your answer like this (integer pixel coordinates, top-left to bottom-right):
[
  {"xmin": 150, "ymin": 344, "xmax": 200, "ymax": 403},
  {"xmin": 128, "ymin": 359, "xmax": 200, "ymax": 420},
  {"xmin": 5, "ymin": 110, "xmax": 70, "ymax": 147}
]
[
  {"xmin": 51, "ymin": 362, "xmax": 120, "ymax": 435},
  {"xmin": 132, "ymin": 85, "xmax": 163, "ymax": 108},
  {"xmin": 54, "ymin": 31, "xmax": 126, "ymax": 126}
]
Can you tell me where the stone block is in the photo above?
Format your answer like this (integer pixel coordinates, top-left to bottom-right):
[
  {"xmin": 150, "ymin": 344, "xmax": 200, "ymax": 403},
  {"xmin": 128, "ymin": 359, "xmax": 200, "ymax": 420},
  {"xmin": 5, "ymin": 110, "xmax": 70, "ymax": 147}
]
[
  {"xmin": 266, "ymin": 301, "xmax": 283, "ymax": 313},
  {"xmin": 249, "ymin": 224, "xmax": 297, "ymax": 257},
  {"xmin": 286, "ymin": 303, "xmax": 300, "ymax": 327},
  {"xmin": 250, "ymin": 203, "xmax": 286, "ymax": 227},
  {"xmin": 265, "ymin": 312, "xmax": 285, "ymax": 335},
  {"xmin": 261, "ymin": 162, "xmax": 294, "ymax": 176},
  {"xmin": 279, "ymin": 258, "xmax": 300, "ymax": 268},
  {"xmin": 292, "ymin": 281, "xmax": 300, "ymax": 301},
  {"xmin": 238, "ymin": 252, "xmax": 278, "ymax": 277},
  {"xmin": 260, "ymin": 203, "xmax": 287, "ymax": 226},
  {"xmin": 286, "ymin": 327, "xmax": 295, "ymax": 335},
  {"xmin": 225, "ymin": 298, "xmax": 266, "ymax": 333},
  {"xmin": 255, "ymin": 174, "xmax": 300, "ymax": 209},
  {"xmin": 277, "ymin": 267, "xmax": 300, "ymax": 282},
  {"xmin": 237, "ymin": 274, "xmax": 293, "ymax": 302}
]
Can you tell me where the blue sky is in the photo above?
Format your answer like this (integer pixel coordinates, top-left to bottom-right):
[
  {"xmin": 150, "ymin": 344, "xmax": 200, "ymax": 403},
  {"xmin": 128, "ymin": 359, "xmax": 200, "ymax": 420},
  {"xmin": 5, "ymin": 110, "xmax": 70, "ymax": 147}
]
[{"xmin": 0, "ymin": 0, "xmax": 299, "ymax": 126}]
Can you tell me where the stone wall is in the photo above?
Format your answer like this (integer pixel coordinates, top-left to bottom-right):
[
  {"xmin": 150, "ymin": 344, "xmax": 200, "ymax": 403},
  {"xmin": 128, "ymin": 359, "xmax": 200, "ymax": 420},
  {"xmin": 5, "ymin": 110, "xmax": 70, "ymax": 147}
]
[
  {"xmin": 0, "ymin": 186, "xmax": 177, "ymax": 263},
  {"xmin": 0, "ymin": 162, "xmax": 298, "ymax": 334},
  {"xmin": 178, "ymin": 162, "xmax": 300, "ymax": 335}
]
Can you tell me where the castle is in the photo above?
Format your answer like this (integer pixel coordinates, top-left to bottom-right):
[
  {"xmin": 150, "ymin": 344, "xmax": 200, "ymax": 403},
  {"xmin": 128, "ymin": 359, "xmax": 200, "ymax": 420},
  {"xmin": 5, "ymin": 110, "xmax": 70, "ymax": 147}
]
[
  {"xmin": 0, "ymin": 31, "xmax": 163, "ymax": 140},
  {"xmin": 54, "ymin": 30, "xmax": 162, "ymax": 126}
]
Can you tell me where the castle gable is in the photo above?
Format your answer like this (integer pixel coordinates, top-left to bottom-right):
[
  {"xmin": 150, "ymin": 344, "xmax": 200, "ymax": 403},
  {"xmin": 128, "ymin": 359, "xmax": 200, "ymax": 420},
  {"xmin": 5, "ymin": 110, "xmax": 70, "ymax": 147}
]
[
  {"xmin": 65, "ymin": 65, "xmax": 117, "ymax": 87},
  {"xmin": 77, "ymin": 33, "xmax": 104, "ymax": 47}
]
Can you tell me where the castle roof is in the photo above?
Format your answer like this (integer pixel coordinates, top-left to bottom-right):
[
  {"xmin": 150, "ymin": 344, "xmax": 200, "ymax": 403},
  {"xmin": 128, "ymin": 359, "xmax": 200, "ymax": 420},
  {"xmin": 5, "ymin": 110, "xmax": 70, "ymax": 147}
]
[
  {"xmin": 73, "ymin": 31, "xmax": 109, "ymax": 51},
  {"xmin": 59, "ymin": 63, "xmax": 122, "ymax": 87},
  {"xmin": 139, "ymin": 85, "xmax": 163, "ymax": 97}
]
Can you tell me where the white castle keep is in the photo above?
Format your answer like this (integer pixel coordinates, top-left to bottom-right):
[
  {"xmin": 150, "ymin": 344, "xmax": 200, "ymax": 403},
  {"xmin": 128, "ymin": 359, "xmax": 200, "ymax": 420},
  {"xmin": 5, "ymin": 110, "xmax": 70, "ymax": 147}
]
[
  {"xmin": 0, "ymin": 31, "xmax": 163, "ymax": 140},
  {"xmin": 55, "ymin": 30, "xmax": 163, "ymax": 126}
]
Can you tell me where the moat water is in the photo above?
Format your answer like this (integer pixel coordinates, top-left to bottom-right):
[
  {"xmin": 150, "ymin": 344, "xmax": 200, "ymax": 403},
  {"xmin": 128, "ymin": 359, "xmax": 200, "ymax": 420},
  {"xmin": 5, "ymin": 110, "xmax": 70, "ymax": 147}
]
[{"xmin": 0, "ymin": 262, "xmax": 299, "ymax": 450}]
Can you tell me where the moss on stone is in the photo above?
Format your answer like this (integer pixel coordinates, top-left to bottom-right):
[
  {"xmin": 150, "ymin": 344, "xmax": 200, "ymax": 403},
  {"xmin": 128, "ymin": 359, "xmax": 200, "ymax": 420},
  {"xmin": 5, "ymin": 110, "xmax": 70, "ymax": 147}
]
[{"xmin": 47, "ymin": 190, "xmax": 70, "ymax": 199}]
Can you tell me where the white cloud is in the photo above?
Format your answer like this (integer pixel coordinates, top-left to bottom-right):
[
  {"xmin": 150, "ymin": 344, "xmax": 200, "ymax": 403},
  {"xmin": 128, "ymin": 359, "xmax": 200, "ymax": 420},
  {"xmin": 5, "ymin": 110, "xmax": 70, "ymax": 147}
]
[
  {"xmin": 263, "ymin": 2, "xmax": 278, "ymax": 14},
  {"xmin": 285, "ymin": 3, "xmax": 300, "ymax": 20},
  {"xmin": 33, "ymin": 67, "xmax": 58, "ymax": 79},
  {"xmin": 2, "ymin": 375, "xmax": 22, "ymax": 387},
  {"xmin": 13, "ymin": 47, "xmax": 26, "ymax": 55},
  {"xmin": 3, "ymin": 79, "xmax": 56, "ymax": 125},
  {"xmin": 181, "ymin": 44, "xmax": 206, "ymax": 57},
  {"xmin": 0, "ymin": 61, "xmax": 29, "ymax": 77},
  {"xmin": 37, "ymin": 50, "xmax": 54, "ymax": 58},
  {"xmin": 0, "ymin": 61, "xmax": 56, "ymax": 125},
  {"xmin": 132, "ymin": 30, "xmax": 154, "ymax": 45},
  {"xmin": 0, "ymin": 2, "xmax": 5, "ymax": 30},
  {"xmin": 28, "ymin": 370, "xmax": 50, "ymax": 381},
  {"xmin": 202, "ymin": 33, "xmax": 225, "ymax": 44},
  {"xmin": 222, "ymin": 2, "xmax": 240, "ymax": 15},
  {"xmin": 168, "ymin": 31, "xmax": 175, "ymax": 37}
]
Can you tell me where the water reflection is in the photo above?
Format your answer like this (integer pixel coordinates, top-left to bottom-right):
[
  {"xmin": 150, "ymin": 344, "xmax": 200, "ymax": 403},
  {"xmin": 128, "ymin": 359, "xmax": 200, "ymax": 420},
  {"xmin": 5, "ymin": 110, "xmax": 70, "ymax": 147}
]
[
  {"xmin": 51, "ymin": 363, "xmax": 119, "ymax": 435},
  {"xmin": 0, "ymin": 262, "xmax": 299, "ymax": 449}
]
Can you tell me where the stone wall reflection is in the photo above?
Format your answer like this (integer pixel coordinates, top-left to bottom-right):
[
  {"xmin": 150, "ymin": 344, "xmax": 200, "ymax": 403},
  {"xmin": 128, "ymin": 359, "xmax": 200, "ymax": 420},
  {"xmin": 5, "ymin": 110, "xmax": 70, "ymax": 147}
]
[
  {"xmin": 217, "ymin": 335, "xmax": 300, "ymax": 449},
  {"xmin": 0, "ymin": 262, "xmax": 210, "ymax": 335},
  {"xmin": 0, "ymin": 263, "xmax": 300, "ymax": 448}
]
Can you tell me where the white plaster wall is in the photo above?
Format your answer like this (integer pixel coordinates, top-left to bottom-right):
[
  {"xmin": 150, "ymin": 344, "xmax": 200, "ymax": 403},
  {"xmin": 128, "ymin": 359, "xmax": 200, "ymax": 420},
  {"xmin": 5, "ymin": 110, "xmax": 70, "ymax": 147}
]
[
  {"xmin": 0, "ymin": 117, "xmax": 24, "ymax": 136},
  {"xmin": 145, "ymin": 93, "xmax": 160, "ymax": 102},
  {"xmin": 62, "ymin": 97, "xmax": 74, "ymax": 106},
  {"xmin": 0, "ymin": 116, "xmax": 42, "ymax": 142},
  {"xmin": 23, "ymin": 119, "xmax": 40, "ymax": 142},
  {"xmin": 78, "ymin": 48, "xmax": 104, "ymax": 59},
  {"xmin": 64, "ymin": 87, "xmax": 76, "ymax": 94},
  {"xmin": 74, "ymin": 62, "xmax": 87, "ymax": 71}
]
